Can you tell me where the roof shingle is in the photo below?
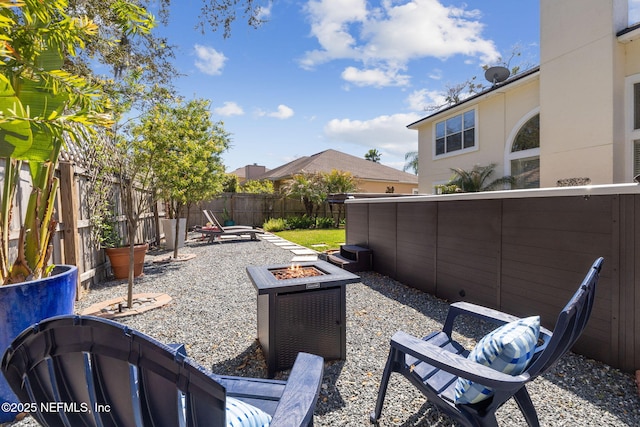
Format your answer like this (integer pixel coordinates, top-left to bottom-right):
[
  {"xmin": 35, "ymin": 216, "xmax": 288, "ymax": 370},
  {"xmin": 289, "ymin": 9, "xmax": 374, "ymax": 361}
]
[{"xmin": 257, "ymin": 149, "xmax": 418, "ymax": 184}]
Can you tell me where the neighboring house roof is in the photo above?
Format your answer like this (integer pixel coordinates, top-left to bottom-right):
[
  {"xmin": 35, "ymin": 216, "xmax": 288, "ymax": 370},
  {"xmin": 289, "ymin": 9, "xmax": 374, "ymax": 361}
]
[
  {"xmin": 258, "ymin": 149, "xmax": 418, "ymax": 184},
  {"xmin": 230, "ymin": 166, "xmax": 246, "ymax": 178},
  {"xmin": 230, "ymin": 164, "xmax": 270, "ymax": 180},
  {"xmin": 407, "ymin": 66, "xmax": 541, "ymax": 129}
]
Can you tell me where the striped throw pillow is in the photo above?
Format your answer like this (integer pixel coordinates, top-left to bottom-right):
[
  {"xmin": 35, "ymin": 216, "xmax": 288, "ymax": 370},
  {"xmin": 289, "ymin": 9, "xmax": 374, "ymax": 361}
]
[
  {"xmin": 454, "ymin": 316, "xmax": 540, "ymax": 404},
  {"xmin": 226, "ymin": 396, "xmax": 272, "ymax": 427}
]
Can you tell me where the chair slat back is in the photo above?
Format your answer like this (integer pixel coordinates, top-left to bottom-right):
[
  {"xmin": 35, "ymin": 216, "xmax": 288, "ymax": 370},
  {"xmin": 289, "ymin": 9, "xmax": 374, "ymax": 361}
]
[
  {"xmin": 527, "ymin": 257, "xmax": 603, "ymax": 378},
  {"xmin": 1, "ymin": 316, "xmax": 226, "ymax": 427},
  {"xmin": 203, "ymin": 210, "xmax": 224, "ymax": 229}
]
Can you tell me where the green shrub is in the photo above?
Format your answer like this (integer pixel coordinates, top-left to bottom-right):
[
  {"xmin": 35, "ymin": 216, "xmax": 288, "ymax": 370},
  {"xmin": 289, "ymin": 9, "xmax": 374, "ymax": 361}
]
[
  {"xmin": 263, "ymin": 217, "xmax": 287, "ymax": 232},
  {"xmin": 239, "ymin": 179, "xmax": 274, "ymax": 194},
  {"xmin": 315, "ymin": 216, "xmax": 334, "ymax": 229},
  {"xmin": 286, "ymin": 215, "xmax": 315, "ymax": 230}
]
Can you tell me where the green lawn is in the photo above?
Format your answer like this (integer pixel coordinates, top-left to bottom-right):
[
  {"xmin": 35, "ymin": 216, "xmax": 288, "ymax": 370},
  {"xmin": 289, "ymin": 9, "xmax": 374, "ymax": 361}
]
[{"xmin": 273, "ymin": 228, "xmax": 345, "ymax": 251}]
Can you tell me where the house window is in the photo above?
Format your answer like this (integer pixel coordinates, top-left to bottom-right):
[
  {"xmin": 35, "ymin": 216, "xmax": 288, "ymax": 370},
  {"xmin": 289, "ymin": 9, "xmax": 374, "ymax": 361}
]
[
  {"xmin": 634, "ymin": 140, "xmax": 640, "ymax": 176},
  {"xmin": 511, "ymin": 157, "xmax": 540, "ymax": 188},
  {"xmin": 627, "ymin": 75, "xmax": 640, "ymax": 180},
  {"xmin": 435, "ymin": 110, "xmax": 475, "ymax": 156},
  {"xmin": 509, "ymin": 113, "xmax": 540, "ymax": 189},
  {"xmin": 634, "ymin": 83, "xmax": 640, "ymax": 130}
]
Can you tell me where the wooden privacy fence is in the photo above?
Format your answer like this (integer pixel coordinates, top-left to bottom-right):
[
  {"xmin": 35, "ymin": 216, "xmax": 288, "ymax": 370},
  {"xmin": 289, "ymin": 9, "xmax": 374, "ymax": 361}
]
[
  {"xmin": 186, "ymin": 193, "xmax": 332, "ymax": 229},
  {"xmin": 3, "ymin": 161, "xmax": 158, "ymax": 297},
  {"xmin": 345, "ymin": 183, "xmax": 640, "ymax": 373}
]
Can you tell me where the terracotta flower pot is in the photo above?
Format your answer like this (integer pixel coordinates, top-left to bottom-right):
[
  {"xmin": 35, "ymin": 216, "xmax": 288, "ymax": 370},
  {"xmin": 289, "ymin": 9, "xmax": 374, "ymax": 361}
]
[{"xmin": 105, "ymin": 243, "xmax": 148, "ymax": 279}]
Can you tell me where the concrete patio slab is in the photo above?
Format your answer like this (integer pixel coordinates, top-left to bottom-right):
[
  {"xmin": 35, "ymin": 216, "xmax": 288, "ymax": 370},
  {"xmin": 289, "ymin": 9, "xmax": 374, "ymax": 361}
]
[
  {"xmin": 291, "ymin": 255, "xmax": 319, "ymax": 262},
  {"xmin": 291, "ymin": 248, "xmax": 317, "ymax": 255},
  {"xmin": 260, "ymin": 235, "xmax": 281, "ymax": 240}
]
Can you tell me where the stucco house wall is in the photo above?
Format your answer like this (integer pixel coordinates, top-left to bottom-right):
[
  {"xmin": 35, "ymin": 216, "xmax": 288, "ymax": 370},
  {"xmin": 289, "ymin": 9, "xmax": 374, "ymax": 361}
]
[
  {"xmin": 415, "ymin": 75, "xmax": 540, "ymax": 192},
  {"xmin": 353, "ymin": 180, "xmax": 416, "ymax": 194},
  {"xmin": 414, "ymin": 0, "xmax": 640, "ymax": 193},
  {"xmin": 538, "ymin": 0, "xmax": 626, "ymax": 187}
]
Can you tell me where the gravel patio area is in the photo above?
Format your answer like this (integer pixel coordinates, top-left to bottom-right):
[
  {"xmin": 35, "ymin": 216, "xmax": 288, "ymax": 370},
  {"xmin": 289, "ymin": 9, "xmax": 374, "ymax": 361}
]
[{"xmin": 11, "ymin": 234, "xmax": 640, "ymax": 426}]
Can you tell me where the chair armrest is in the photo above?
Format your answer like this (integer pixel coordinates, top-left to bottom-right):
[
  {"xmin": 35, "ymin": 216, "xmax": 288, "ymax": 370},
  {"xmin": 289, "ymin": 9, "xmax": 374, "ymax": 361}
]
[
  {"xmin": 391, "ymin": 331, "xmax": 529, "ymax": 392},
  {"xmin": 442, "ymin": 302, "xmax": 554, "ymax": 354},
  {"xmin": 270, "ymin": 353, "xmax": 324, "ymax": 427},
  {"xmin": 443, "ymin": 302, "xmax": 523, "ymax": 336}
]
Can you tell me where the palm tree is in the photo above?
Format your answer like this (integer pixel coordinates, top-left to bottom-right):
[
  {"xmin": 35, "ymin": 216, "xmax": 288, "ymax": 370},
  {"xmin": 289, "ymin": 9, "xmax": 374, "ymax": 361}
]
[
  {"xmin": 403, "ymin": 151, "xmax": 418, "ymax": 175},
  {"xmin": 448, "ymin": 163, "xmax": 515, "ymax": 192},
  {"xmin": 365, "ymin": 149, "xmax": 381, "ymax": 163},
  {"xmin": 325, "ymin": 169, "xmax": 359, "ymax": 226},
  {"xmin": 281, "ymin": 172, "xmax": 326, "ymax": 217}
]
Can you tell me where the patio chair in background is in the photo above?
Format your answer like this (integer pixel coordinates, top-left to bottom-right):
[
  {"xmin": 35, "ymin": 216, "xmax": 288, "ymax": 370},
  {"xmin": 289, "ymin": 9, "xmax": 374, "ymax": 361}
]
[
  {"xmin": 196, "ymin": 209, "xmax": 261, "ymax": 242},
  {"xmin": 370, "ymin": 257, "xmax": 604, "ymax": 427},
  {"xmin": 203, "ymin": 209, "xmax": 254, "ymax": 231},
  {"xmin": 2, "ymin": 315, "xmax": 324, "ymax": 427}
]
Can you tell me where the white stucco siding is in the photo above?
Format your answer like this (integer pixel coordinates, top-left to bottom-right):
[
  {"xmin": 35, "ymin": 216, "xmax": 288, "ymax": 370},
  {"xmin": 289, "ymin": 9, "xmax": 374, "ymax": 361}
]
[
  {"xmin": 412, "ymin": 0, "xmax": 640, "ymax": 191},
  {"xmin": 539, "ymin": 0, "xmax": 619, "ymax": 186},
  {"xmin": 417, "ymin": 78, "xmax": 540, "ymax": 193},
  {"xmin": 621, "ymin": 38, "xmax": 640, "ymax": 182}
]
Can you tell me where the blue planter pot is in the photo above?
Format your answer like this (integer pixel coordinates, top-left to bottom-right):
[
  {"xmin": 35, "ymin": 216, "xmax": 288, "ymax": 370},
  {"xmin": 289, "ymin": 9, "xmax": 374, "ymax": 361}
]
[{"xmin": 0, "ymin": 265, "xmax": 77, "ymax": 423}]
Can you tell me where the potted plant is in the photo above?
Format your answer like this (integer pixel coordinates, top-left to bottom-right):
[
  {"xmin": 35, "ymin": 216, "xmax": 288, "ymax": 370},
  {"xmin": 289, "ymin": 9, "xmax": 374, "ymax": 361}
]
[
  {"xmin": 100, "ymin": 215, "xmax": 148, "ymax": 280},
  {"xmin": 0, "ymin": 2, "xmax": 112, "ymax": 420},
  {"xmin": 222, "ymin": 206, "xmax": 235, "ymax": 226}
]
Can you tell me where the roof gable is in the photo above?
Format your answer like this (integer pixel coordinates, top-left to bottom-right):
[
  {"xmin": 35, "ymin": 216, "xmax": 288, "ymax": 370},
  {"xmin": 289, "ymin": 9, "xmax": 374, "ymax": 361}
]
[
  {"xmin": 259, "ymin": 149, "xmax": 418, "ymax": 184},
  {"xmin": 407, "ymin": 66, "xmax": 540, "ymax": 129}
]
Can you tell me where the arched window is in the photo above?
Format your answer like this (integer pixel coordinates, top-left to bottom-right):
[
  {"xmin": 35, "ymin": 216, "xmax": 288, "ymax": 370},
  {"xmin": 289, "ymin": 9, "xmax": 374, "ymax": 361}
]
[{"xmin": 508, "ymin": 113, "xmax": 540, "ymax": 189}]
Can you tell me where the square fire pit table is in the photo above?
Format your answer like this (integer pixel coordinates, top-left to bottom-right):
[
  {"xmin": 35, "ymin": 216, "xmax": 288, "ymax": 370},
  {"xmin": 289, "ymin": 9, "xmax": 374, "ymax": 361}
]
[{"xmin": 246, "ymin": 260, "xmax": 360, "ymax": 377}]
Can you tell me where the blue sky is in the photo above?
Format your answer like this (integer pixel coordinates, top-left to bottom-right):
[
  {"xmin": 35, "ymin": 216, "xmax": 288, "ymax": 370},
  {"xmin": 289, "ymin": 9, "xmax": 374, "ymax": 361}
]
[{"xmin": 154, "ymin": 0, "xmax": 541, "ymax": 173}]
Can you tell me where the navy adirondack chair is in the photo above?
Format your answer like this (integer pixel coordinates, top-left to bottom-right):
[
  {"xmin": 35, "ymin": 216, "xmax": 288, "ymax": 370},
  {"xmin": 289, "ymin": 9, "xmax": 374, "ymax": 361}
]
[
  {"xmin": 371, "ymin": 257, "xmax": 604, "ymax": 427},
  {"xmin": 1, "ymin": 315, "xmax": 324, "ymax": 426}
]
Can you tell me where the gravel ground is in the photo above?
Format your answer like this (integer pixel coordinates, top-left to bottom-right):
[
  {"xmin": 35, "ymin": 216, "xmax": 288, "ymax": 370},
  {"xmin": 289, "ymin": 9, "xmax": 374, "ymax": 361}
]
[{"xmin": 9, "ymin": 234, "xmax": 640, "ymax": 426}]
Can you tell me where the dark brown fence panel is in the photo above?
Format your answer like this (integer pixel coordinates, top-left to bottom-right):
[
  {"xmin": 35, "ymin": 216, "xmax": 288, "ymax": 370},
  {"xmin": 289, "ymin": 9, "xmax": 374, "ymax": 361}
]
[
  {"xmin": 344, "ymin": 188, "xmax": 640, "ymax": 372},
  {"xmin": 436, "ymin": 200, "xmax": 501, "ymax": 307},
  {"xmin": 367, "ymin": 203, "xmax": 397, "ymax": 277},
  {"xmin": 617, "ymin": 194, "xmax": 638, "ymax": 372},
  {"xmin": 396, "ymin": 202, "xmax": 437, "ymax": 293},
  {"xmin": 501, "ymin": 195, "xmax": 615, "ymax": 366},
  {"xmin": 345, "ymin": 203, "xmax": 368, "ymax": 246},
  {"xmin": 632, "ymin": 195, "xmax": 640, "ymax": 373}
]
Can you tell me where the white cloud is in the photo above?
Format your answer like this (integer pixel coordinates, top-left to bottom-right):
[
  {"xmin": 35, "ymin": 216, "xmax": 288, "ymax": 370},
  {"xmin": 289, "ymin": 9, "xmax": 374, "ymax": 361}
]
[
  {"xmin": 299, "ymin": 0, "xmax": 368, "ymax": 70},
  {"xmin": 257, "ymin": 3, "xmax": 272, "ymax": 20},
  {"xmin": 405, "ymin": 89, "xmax": 446, "ymax": 112},
  {"xmin": 194, "ymin": 45, "xmax": 227, "ymax": 75},
  {"xmin": 324, "ymin": 113, "xmax": 421, "ymax": 157},
  {"xmin": 341, "ymin": 66, "xmax": 410, "ymax": 87},
  {"xmin": 428, "ymin": 68, "xmax": 443, "ymax": 80},
  {"xmin": 258, "ymin": 104, "xmax": 295, "ymax": 119},
  {"xmin": 214, "ymin": 101, "xmax": 244, "ymax": 117},
  {"xmin": 300, "ymin": 0, "xmax": 500, "ymax": 87}
]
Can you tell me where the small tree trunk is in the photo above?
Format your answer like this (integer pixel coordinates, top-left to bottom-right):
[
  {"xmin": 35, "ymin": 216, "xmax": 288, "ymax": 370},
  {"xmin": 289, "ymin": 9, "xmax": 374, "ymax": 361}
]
[
  {"xmin": 123, "ymin": 179, "xmax": 136, "ymax": 309},
  {"xmin": 127, "ymin": 239, "xmax": 134, "ymax": 308},
  {"xmin": 172, "ymin": 202, "xmax": 183, "ymax": 259},
  {"xmin": 184, "ymin": 203, "xmax": 192, "ymax": 241}
]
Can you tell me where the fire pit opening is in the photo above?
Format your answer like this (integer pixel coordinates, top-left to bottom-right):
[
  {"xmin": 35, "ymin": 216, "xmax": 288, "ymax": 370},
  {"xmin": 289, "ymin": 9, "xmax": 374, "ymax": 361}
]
[{"xmin": 269, "ymin": 264, "xmax": 326, "ymax": 280}]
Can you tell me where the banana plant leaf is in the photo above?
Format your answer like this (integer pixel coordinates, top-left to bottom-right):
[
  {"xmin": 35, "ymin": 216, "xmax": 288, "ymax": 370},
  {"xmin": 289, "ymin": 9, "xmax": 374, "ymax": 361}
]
[{"xmin": 0, "ymin": 75, "xmax": 33, "ymax": 159}]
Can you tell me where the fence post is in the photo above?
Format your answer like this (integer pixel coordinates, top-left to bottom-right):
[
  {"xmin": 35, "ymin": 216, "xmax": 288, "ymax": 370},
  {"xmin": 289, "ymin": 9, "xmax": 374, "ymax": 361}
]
[{"xmin": 59, "ymin": 161, "xmax": 82, "ymax": 298}]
